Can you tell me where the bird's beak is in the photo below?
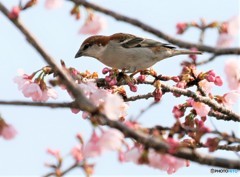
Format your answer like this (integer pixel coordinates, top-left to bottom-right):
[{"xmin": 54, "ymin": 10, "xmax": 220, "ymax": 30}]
[{"xmin": 75, "ymin": 50, "xmax": 82, "ymax": 58}]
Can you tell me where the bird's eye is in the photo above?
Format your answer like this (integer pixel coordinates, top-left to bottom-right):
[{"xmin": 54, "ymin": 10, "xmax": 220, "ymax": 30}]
[{"xmin": 83, "ymin": 44, "xmax": 90, "ymax": 50}]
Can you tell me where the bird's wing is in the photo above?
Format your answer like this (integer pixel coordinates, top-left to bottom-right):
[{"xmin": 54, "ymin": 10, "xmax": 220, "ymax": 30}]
[{"xmin": 121, "ymin": 37, "xmax": 176, "ymax": 49}]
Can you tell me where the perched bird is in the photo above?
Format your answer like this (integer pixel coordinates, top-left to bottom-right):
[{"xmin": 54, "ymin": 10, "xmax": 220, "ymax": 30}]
[{"xmin": 75, "ymin": 33, "xmax": 202, "ymax": 72}]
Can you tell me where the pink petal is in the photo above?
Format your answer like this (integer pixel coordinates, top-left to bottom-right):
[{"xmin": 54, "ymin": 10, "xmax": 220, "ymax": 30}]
[
  {"xmin": 71, "ymin": 145, "xmax": 84, "ymax": 162},
  {"xmin": 98, "ymin": 129, "xmax": 124, "ymax": 151},
  {"xmin": 83, "ymin": 131, "xmax": 101, "ymax": 158},
  {"xmin": 223, "ymin": 90, "xmax": 240, "ymax": 107},
  {"xmin": 79, "ymin": 14, "xmax": 106, "ymax": 35},
  {"xmin": 47, "ymin": 88, "xmax": 58, "ymax": 99},
  {"xmin": 199, "ymin": 79, "xmax": 214, "ymax": 94},
  {"xmin": 45, "ymin": 0, "xmax": 63, "ymax": 9},
  {"xmin": 216, "ymin": 33, "xmax": 235, "ymax": 48},
  {"xmin": 103, "ymin": 94, "xmax": 128, "ymax": 120},
  {"xmin": 227, "ymin": 15, "xmax": 240, "ymax": 36},
  {"xmin": 22, "ymin": 83, "xmax": 43, "ymax": 101},
  {"xmin": 224, "ymin": 58, "xmax": 240, "ymax": 90},
  {"xmin": 191, "ymin": 101, "xmax": 210, "ymax": 117}
]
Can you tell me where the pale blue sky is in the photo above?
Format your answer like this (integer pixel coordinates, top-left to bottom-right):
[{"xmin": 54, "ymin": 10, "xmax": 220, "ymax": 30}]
[{"xmin": 0, "ymin": 0, "xmax": 239, "ymax": 176}]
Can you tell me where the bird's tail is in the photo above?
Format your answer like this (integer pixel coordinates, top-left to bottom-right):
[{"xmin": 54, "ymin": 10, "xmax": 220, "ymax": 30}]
[{"xmin": 173, "ymin": 50, "xmax": 202, "ymax": 56}]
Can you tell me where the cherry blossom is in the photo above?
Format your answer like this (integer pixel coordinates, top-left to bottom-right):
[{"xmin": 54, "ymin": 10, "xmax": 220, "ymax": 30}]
[
  {"xmin": 79, "ymin": 14, "xmax": 106, "ymax": 35},
  {"xmin": 121, "ymin": 145, "xmax": 188, "ymax": 174},
  {"xmin": 216, "ymin": 34, "xmax": 235, "ymax": 48},
  {"xmin": 222, "ymin": 90, "xmax": 240, "ymax": 108},
  {"xmin": 224, "ymin": 58, "xmax": 240, "ymax": 90},
  {"xmin": 97, "ymin": 129, "xmax": 124, "ymax": 151},
  {"xmin": 77, "ymin": 82, "xmax": 128, "ymax": 120},
  {"xmin": 83, "ymin": 131, "xmax": 102, "ymax": 158},
  {"xmin": 0, "ymin": 124, "xmax": 17, "ymax": 140},
  {"xmin": 190, "ymin": 100, "xmax": 210, "ymax": 117},
  {"xmin": 83, "ymin": 129, "xmax": 124, "ymax": 158},
  {"xmin": 103, "ymin": 94, "xmax": 128, "ymax": 120},
  {"xmin": 148, "ymin": 149, "xmax": 188, "ymax": 174},
  {"xmin": 216, "ymin": 15, "xmax": 239, "ymax": 48},
  {"xmin": 121, "ymin": 145, "xmax": 143, "ymax": 163},
  {"xmin": 45, "ymin": 0, "xmax": 63, "ymax": 9},
  {"xmin": 199, "ymin": 79, "xmax": 214, "ymax": 94},
  {"xmin": 14, "ymin": 71, "xmax": 57, "ymax": 102},
  {"xmin": 22, "ymin": 82, "xmax": 43, "ymax": 101}
]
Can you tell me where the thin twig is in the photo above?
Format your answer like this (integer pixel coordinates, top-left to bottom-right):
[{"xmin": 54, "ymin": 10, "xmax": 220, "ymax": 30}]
[
  {"xmin": 43, "ymin": 162, "xmax": 79, "ymax": 177},
  {"xmin": 196, "ymin": 55, "xmax": 218, "ymax": 65}
]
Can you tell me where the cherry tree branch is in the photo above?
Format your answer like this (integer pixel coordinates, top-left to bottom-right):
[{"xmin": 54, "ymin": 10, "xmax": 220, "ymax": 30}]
[
  {"xmin": 161, "ymin": 83, "xmax": 240, "ymax": 122},
  {"xmin": 0, "ymin": 100, "xmax": 73, "ymax": 108},
  {"xmin": 1, "ymin": 2, "xmax": 240, "ymax": 169},
  {"xmin": 70, "ymin": 0, "xmax": 240, "ymax": 55},
  {"xmin": 97, "ymin": 78, "xmax": 240, "ymax": 122},
  {"xmin": 0, "ymin": 98, "xmax": 235, "ymax": 123}
]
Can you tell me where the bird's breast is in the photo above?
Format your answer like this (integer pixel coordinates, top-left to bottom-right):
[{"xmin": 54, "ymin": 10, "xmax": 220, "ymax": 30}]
[{"xmin": 99, "ymin": 46, "xmax": 160, "ymax": 71}]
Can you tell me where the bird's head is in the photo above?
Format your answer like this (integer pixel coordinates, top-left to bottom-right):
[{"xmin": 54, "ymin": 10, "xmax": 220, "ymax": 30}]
[{"xmin": 75, "ymin": 35, "xmax": 109, "ymax": 59}]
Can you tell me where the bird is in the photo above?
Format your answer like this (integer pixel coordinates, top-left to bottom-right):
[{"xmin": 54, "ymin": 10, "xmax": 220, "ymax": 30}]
[{"xmin": 75, "ymin": 33, "xmax": 202, "ymax": 72}]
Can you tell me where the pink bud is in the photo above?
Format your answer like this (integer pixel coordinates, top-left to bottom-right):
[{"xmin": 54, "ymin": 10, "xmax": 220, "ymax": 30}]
[
  {"xmin": 129, "ymin": 84, "xmax": 137, "ymax": 92},
  {"xmin": 137, "ymin": 75, "xmax": 146, "ymax": 83},
  {"xmin": 219, "ymin": 22, "xmax": 228, "ymax": 34},
  {"xmin": 105, "ymin": 76, "xmax": 111, "ymax": 82},
  {"xmin": 176, "ymin": 81, "xmax": 186, "ymax": 89},
  {"xmin": 208, "ymin": 70, "xmax": 216, "ymax": 76},
  {"xmin": 214, "ymin": 76, "xmax": 223, "ymax": 86},
  {"xmin": 189, "ymin": 47, "xmax": 198, "ymax": 61},
  {"xmin": 9, "ymin": 6, "xmax": 21, "ymax": 19},
  {"xmin": 71, "ymin": 108, "xmax": 80, "ymax": 114},
  {"xmin": 108, "ymin": 78, "xmax": 117, "ymax": 86},
  {"xmin": 47, "ymin": 148, "xmax": 61, "ymax": 159},
  {"xmin": 172, "ymin": 105, "xmax": 184, "ymax": 119},
  {"xmin": 205, "ymin": 138, "xmax": 219, "ymax": 152},
  {"xmin": 171, "ymin": 76, "xmax": 180, "ymax": 82},
  {"xmin": 206, "ymin": 75, "xmax": 215, "ymax": 82},
  {"xmin": 153, "ymin": 88, "xmax": 162, "ymax": 102},
  {"xmin": 176, "ymin": 22, "xmax": 187, "ymax": 34},
  {"xmin": 205, "ymin": 70, "xmax": 216, "ymax": 82},
  {"xmin": 102, "ymin": 67, "xmax": 109, "ymax": 74},
  {"xmin": 195, "ymin": 119, "xmax": 203, "ymax": 128}
]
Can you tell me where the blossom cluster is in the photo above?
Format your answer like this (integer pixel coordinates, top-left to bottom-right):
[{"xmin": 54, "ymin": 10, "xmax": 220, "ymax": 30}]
[{"xmin": 14, "ymin": 68, "xmax": 57, "ymax": 102}]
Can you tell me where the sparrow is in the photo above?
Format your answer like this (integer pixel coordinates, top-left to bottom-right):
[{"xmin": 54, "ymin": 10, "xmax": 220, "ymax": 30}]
[{"xmin": 75, "ymin": 33, "xmax": 202, "ymax": 72}]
